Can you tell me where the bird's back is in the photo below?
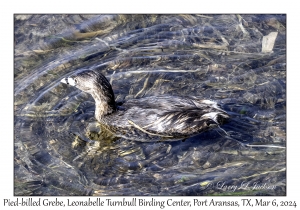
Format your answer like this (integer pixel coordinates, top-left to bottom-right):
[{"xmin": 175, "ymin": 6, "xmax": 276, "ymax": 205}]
[{"xmin": 102, "ymin": 95, "xmax": 230, "ymax": 141}]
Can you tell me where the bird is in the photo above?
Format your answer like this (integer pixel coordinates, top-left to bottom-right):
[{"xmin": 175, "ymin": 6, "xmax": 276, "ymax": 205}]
[{"xmin": 61, "ymin": 70, "xmax": 230, "ymax": 142}]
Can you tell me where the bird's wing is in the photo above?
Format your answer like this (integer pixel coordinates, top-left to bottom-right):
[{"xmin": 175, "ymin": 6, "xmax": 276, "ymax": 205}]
[{"xmin": 107, "ymin": 95, "xmax": 229, "ymax": 138}]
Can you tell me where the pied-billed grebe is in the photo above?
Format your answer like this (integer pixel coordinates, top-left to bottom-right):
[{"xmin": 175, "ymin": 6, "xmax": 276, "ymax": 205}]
[{"xmin": 61, "ymin": 70, "xmax": 230, "ymax": 141}]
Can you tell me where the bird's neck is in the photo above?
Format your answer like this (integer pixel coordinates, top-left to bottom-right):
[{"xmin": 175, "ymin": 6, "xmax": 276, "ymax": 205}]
[{"xmin": 92, "ymin": 91, "xmax": 116, "ymax": 121}]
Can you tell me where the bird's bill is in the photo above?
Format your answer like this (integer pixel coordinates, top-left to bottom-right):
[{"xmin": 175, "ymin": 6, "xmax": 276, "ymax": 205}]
[{"xmin": 61, "ymin": 77, "xmax": 76, "ymax": 86}]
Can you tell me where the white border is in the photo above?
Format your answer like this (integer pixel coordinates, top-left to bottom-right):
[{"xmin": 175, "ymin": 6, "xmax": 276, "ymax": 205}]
[{"xmin": 2, "ymin": 0, "xmax": 298, "ymax": 209}]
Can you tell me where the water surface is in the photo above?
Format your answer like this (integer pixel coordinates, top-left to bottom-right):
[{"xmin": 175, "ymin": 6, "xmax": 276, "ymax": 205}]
[{"xmin": 14, "ymin": 14, "xmax": 286, "ymax": 195}]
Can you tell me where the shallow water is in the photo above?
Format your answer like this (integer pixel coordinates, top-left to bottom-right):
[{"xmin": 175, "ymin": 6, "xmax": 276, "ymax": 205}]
[{"xmin": 14, "ymin": 14, "xmax": 286, "ymax": 196}]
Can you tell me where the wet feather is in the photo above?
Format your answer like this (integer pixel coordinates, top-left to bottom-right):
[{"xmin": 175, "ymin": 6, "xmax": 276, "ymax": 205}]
[{"xmin": 61, "ymin": 70, "xmax": 230, "ymax": 141}]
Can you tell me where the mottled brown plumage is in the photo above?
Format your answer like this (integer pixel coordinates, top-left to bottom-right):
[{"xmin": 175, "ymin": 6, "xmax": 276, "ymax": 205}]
[{"xmin": 61, "ymin": 70, "xmax": 230, "ymax": 141}]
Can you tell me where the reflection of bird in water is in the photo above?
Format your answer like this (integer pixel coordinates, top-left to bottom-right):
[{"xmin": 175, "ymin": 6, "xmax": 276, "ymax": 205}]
[{"xmin": 61, "ymin": 70, "xmax": 230, "ymax": 141}]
